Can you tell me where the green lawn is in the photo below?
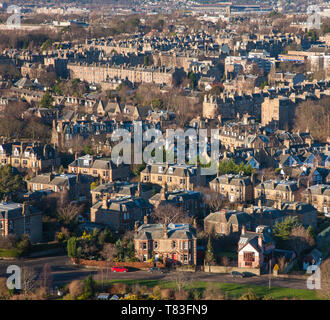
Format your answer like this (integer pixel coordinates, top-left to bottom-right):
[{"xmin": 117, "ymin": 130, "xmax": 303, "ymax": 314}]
[{"xmin": 96, "ymin": 279, "xmax": 319, "ymax": 300}]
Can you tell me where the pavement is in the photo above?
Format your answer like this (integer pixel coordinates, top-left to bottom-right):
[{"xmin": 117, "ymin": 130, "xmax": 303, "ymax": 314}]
[{"xmin": 0, "ymin": 255, "xmax": 310, "ymax": 290}]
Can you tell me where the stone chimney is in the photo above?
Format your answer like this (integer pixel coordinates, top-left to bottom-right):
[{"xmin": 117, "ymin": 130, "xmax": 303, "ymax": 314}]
[
  {"xmin": 102, "ymin": 195, "xmax": 108, "ymax": 209},
  {"xmin": 241, "ymin": 225, "xmax": 246, "ymax": 235},
  {"xmin": 134, "ymin": 221, "xmax": 139, "ymax": 234},
  {"xmin": 193, "ymin": 218, "xmax": 197, "ymax": 229},
  {"xmin": 258, "ymin": 199, "xmax": 262, "ymax": 207},
  {"xmin": 163, "ymin": 218, "xmax": 168, "ymax": 239}
]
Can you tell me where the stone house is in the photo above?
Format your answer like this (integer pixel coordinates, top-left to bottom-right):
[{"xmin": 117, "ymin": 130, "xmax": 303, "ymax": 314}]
[
  {"xmin": 0, "ymin": 202, "xmax": 42, "ymax": 243},
  {"xmin": 204, "ymin": 209, "xmax": 254, "ymax": 235},
  {"xmin": 140, "ymin": 163, "xmax": 205, "ymax": 191},
  {"xmin": 238, "ymin": 226, "xmax": 275, "ymax": 269},
  {"xmin": 209, "ymin": 174, "xmax": 254, "ymax": 203},
  {"xmin": 134, "ymin": 221, "xmax": 197, "ymax": 265},
  {"xmin": 0, "ymin": 142, "xmax": 60, "ymax": 173},
  {"xmin": 68, "ymin": 154, "xmax": 130, "ymax": 183},
  {"xmin": 90, "ymin": 195, "xmax": 152, "ymax": 231}
]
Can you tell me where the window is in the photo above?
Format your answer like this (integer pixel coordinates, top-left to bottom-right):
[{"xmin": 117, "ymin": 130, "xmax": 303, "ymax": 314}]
[
  {"xmin": 154, "ymin": 241, "xmax": 158, "ymax": 249},
  {"xmin": 243, "ymin": 252, "xmax": 255, "ymax": 262},
  {"xmin": 184, "ymin": 254, "xmax": 188, "ymax": 263},
  {"xmin": 172, "ymin": 241, "xmax": 176, "ymax": 249},
  {"xmin": 168, "ymin": 177, "xmax": 172, "ymax": 182},
  {"xmin": 183, "ymin": 242, "xmax": 188, "ymax": 250},
  {"xmin": 158, "ymin": 176, "xmax": 162, "ymax": 182},
  {"xmin": 93, "ymin": 170, "xmax": 97, "ymax": 175},
  {"xmin": 143, "ymin": 242, "xmax": 147, "ymax": 250},
  {"xmin": 0, "ymin": 221, "xmax": 3, "ymax": 230}
]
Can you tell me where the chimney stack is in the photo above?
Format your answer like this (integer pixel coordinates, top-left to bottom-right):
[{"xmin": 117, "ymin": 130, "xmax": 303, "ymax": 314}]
[
  {"xmin": 163, "ymin": 218, "xmax": 168, "ymax": 239},
  {"xmin": 144, "ymin": 215, "xmax": 148, "ymax": 225},
  {"xmin": 102, "ymin": 195, "xmax": 108, "ymax": 209},
  {"xmin": 242, "ymin": 225, "xmax": 246, "ymax": 235}
]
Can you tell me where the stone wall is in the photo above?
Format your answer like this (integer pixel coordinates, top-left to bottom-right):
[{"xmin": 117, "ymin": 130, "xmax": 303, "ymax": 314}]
[{"xmin": 205, "ymin": 265, "xmax": 261, "ymax": 276}]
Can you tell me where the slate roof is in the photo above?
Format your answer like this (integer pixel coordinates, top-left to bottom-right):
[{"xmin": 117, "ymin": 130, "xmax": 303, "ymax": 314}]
[{"xmin": 134, "ymin": 223, "xmax": 197, "ymax": 240}]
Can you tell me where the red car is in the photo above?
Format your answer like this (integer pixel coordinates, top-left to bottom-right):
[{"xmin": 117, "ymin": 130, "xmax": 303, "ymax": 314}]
[{"xmin": 111, "ymin": 266, "xmax": 128, "ymax": 272}]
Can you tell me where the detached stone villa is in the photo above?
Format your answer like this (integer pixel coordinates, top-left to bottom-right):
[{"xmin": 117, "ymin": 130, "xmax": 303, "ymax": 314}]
[
  {"xmin": 134, "ymin": 220, "xmax": 197, "ymax": 265},
  {"xmin": 0, "ymin": 202, "xmax": 42, "ymax": 243}
]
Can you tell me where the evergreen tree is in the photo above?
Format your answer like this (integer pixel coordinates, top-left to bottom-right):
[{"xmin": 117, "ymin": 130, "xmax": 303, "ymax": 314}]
[
  {"xmin": 205, "ymin": 236, "xmax": 215, "ymax": 266},
  {"xmin": 83, "ymin": 274, "xmax": 95, "ymax": 299},
  {"xmin": 67, "ymin": 237, "xmax": 78, "ymax": 258},
  {"xmin": 0, "ymin": 165, "xmax": 24, "ymax": 200},
  {"xmin": 40, "ymin": 90, "xmax": 54, "ymax": 108},
  {"xmin": 273, "ymin": 216, "xmax": 301, "ymax": 246}
]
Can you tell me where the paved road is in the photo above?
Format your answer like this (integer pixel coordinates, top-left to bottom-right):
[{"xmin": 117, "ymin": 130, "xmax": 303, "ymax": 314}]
[{"xmin": 0, "ymin": 255, "xmax": 309, "ymax": 290}]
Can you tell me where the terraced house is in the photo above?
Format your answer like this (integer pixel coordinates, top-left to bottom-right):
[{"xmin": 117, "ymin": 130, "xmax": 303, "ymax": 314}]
[
  {"xmin": 68, "ymin": 154, "xmax": 130, "ymax": 183},
  {"xmin": 209, "ymin": 174, "xmax": 254, "ymax": 203},
  {"xmin": 134, "ymin": 222, "xmax": 197, "ymax": 265},
  {"xmin": 254, "ymin": 179, "xmax": 298, "ymax": 205},
  {"xmin": 140, "ymin": 163, "xmax": 206, "ymax": 191},
  {"xmin": 26, "ymin": 173, "xmax": 91, "ymax": 201},
  {"xmin": 301, "ymin": 184, "xmax": 330, "ymax": 216},
  {"xmin": 0, "ymin": 142, "xmax": 60, "ymax": 173}
]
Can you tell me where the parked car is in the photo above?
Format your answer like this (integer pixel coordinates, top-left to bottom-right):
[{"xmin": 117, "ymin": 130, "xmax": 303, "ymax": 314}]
[
  {"xmin": 111, "ymin": 266, "xmax": 128, "ymax": 272},
  {"xmin": 148, "ymin": 267, "xmax": 164, "ymax": 273},
  {"xmin": 231, "ymin": 271, "xmax": 244, "ymax": 278}
]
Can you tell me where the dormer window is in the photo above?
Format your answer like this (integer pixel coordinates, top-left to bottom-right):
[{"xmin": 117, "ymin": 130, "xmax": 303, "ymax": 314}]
[
  {"xmin": 158, "ymin": 166, "xmax": 163, "ymax": 173},
  {"xmin": 168, "ymin": 167, "xmax": 173, "ymax": 174},
  {"xmin": 14, "ymin": 148, "xmax": 19, "ymax": 157},
  {"xmin": 24, "ymin": 151, "xmax": 30, "ymax": 157}
]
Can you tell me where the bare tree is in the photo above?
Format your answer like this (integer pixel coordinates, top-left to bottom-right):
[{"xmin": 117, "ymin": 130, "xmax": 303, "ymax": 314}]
[
  {"xmin": 38, "ymin": 263, "xmax": 53, "ymax": 295},
  {"xmin": 170, "ymin": 272, "xmax": 191, "ymax": 293},
  {"xmin": 196, "ymin": 186, "xmax": 225, "ymax": 212},
  {"xmin": 21, "ymin": 267, "xmax": 37, "ymax": 296},
  {"xmin": 57, "ymin": 202, "xmax": 83, "ymax": 225},
  {"xmin": 101, "ymin": 243, "xmax": 117, "ymax": 262},
  {"xmin": 319, "ymin": 258, "xmax": 330, "ymax": 299},
  {"xmin": 151, "ymin": 204, "xmax": 192, "ymax": 224},
  {"xmin": 289, "ymin": 226, "xmax": 315, "ymax": 257}
]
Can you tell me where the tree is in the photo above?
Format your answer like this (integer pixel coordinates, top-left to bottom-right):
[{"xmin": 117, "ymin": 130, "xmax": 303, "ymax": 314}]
[
  {"xmin": 68, "ymin": 280, "xmax": 84, "ymax": 299},
  {"xmin": 21, "ymin": 267, "xmax": 37, "ymax": 296},
  {"xmin": 38, "ymin": 263, "xmax": 52, "ymax": 295},
  {"xmin": 293, "ymin": 97, "xmax": 330, "ymax": 142},
  {"xmin": 39, "ymin": 90, "xmax": 54, "ymax": 109},
  {"xmin": 289, "ymin": 226, "xmax": 315, "ymax": 257},
  {"xmin": 273, "ymin": 216, "xmax": 301, "ymax": 246},
  {"xmin": 0, "ymin": 165, "xmax": 24, "ymax": 200},
  {"xmin": 101, "ymin": 243, "xmax": 117, "ymax": 262},
  {"xmin": 205, "ymin": 236, "xmax": 216, "ymax": 266},
  {"xmin": 318, "ymin": 258, "xmax": 330, "ymax": 299},
  {"xmin": 57, "ymin": 201, "xmax": 83, "ymax": 225},
  {"xmin": 82, "ymin": 274, "xmax": 95, "ymax": 299},
  {"xmin": 196, "ymin": 186, "xmax": 225, "ymax": 212},
  {"xmin": 67, "ymin": 237, "xmax": 78, "ymax": 258},
  {"xmin": 151, "ymin": 204, "xmax": 192, "ymax": 224}
]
